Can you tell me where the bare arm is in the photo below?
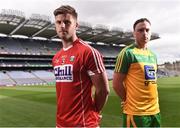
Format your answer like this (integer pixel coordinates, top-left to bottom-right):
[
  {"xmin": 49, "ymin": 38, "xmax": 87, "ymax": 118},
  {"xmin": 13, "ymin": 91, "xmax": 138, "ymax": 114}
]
[
  {"xmin": 113, "ymin": 72, "xmax": 126, "ymax": 102},
  {"xmin": 91, "ymin": 71, "xmax": 110, "ymax": 113}
]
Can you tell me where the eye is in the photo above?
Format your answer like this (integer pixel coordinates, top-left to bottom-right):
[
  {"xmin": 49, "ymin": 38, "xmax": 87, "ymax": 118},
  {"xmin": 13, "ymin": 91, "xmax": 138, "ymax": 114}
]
[
  {"xmin": 146, "ymin": 29, "xmax": 150, "ymax": 32},
  {"xmin": 138, "ymin": 29, "xmax": 144, "ymax": 32},
  {"xmin": 56, "ymin": 20, "xmax": 61, "ymax": 25},
  {"xmin": 137, "ymin": 28, "xmax": 150, "ymax": 33},
  {"xmin": 64, "ymin": 20, "xmax": 71, "ymax": 25}
]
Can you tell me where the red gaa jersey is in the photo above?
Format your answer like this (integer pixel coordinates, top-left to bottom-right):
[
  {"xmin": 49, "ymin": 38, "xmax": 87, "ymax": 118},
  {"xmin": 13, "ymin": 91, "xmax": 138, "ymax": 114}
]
[{"xmin": 52, "ymin": 39, "xmax": 105, "ymax": 127}]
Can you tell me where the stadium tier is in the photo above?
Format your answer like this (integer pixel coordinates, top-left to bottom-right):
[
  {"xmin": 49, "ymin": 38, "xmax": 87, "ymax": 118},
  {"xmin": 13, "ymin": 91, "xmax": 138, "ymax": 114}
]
[
  {"xmin": 0, "ymin": 9, "xmax": 160, "ymax": 86},
  {"xmin": 0, "ymin": 36, "xmax": 119, "ymax": 86}
]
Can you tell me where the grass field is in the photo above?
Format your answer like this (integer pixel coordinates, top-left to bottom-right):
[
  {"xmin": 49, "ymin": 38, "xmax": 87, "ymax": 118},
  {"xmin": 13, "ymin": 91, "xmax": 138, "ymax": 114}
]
[{"xmin": 0, "ymin": 77, "xmax": 180, "ymax": 127}]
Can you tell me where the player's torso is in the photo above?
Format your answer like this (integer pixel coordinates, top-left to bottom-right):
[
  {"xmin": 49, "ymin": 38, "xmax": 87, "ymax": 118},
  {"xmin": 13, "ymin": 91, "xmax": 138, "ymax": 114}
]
[
  {"xmin": 124, "ymin": 47, "xmax": 159, "ymax": 115},
  {"xmin": 52, "ymin": 41, "xmax": 99, "ymax": 126},
  {"xmin": 53, "ymin": 42, "xmax": 92, "ymax": 104}
]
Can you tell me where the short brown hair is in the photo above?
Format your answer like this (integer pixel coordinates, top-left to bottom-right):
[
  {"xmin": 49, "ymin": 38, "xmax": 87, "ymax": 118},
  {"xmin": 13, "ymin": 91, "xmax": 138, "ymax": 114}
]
[
  {"xmin": 53, "ymin": 5, "xmax": 78, "ymax": 19},
  {"xmin": 133, "ymin": 18, "xmax": 151, "ymax": 30}
]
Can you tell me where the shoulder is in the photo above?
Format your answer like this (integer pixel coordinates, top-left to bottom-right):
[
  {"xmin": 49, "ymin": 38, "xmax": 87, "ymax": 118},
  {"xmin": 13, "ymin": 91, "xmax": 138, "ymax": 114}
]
[
  {"xmin": 77, "ymin": 39, "xmax": 93, "ymax": 49},
  {"xmin": 53, "ymin": 49, "xmax": 62, "ymax": 57},
  {"xmin": 148, "ymin": 49, "xmax": 157, "ymax": 57},
  {"xmin": 119, "ymin": 44, "xmax": 134, "ymax": 56},
  {"xmin": 77, "ymin": 39, "xmax": 101, "ymax": 55},
  {"xmin": 124, "ymin": 44, "xmax": 135, "ymax": 52},
  {"xmin": 52, "ymin": 49, "xmax": 62, "ymax": 62}
]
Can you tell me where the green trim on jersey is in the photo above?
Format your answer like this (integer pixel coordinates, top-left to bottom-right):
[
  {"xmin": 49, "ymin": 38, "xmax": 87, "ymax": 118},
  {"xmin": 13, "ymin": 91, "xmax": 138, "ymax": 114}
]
[
  {"xmin": 114, "ymin": 44, "xmax": 133, "ymax": 73},
  {"xmin": 114, "ymin": 43, "xmax": 157, "ymax": 74}
]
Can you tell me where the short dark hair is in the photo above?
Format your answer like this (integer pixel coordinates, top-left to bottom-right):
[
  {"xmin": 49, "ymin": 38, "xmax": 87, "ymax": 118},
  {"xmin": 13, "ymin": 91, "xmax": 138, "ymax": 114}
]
[
  {"xmin": 133, "ymin": 18, "xmax": 151, "ymax": 30},
  {"xmin": 53, "ymin": 5, "xmax": 78, "ymax": 19}
]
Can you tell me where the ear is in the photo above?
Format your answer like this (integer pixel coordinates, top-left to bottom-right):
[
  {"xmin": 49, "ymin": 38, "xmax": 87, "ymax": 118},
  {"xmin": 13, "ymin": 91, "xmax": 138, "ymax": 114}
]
[{"xmin": 76, "ymin": 22, "xmax": 79, "ymax": 30}]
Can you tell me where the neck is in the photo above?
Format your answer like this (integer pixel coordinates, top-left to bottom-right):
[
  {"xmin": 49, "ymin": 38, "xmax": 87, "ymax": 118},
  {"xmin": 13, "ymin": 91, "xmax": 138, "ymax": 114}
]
[
  {"xmin": 135, "ymin": 41, "xmax": 147, "ymax": 50},
  {"xmin": 62, "ymin": 35, "xmax": 78, "ymax": 48}
]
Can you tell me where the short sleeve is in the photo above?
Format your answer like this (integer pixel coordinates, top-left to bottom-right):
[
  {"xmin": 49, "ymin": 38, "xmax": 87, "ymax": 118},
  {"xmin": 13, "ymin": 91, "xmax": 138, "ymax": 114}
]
[
  {"xmin": 114, "ymin": 49, "xmax": 130, "ymax": 74},
  {"xmin": 84, "ymin": 47, "xmax": 105, "ymax": 75}
]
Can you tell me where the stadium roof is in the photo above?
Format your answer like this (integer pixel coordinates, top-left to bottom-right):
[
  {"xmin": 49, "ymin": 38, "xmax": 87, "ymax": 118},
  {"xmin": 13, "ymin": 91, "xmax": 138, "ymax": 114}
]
[{"xmin": 0, "ymin": 9, "xmax": 160, "ymax": 45}]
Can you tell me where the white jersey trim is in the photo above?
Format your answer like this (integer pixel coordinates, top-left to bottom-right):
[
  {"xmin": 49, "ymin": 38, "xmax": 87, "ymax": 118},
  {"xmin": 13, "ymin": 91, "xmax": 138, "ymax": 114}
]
[
  {"xmin": 63, "ymin": 45, "xmax": 73, "ymax": 51},
  {"xmin": 79, "ymin": 39, "xmax": 105, "ymax": 73},
  {"xmin": 79, "ymin": 66, "xmax": 86, "ymax": 126}
]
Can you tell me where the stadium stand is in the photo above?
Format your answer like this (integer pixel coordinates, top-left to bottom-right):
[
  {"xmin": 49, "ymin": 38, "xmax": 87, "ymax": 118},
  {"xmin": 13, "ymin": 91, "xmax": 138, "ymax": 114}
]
[
  {"xmin": 0, "ymin": 9, "xmax": 160, "ymax": 86},
  {"xmin": 0, "ymin": 71, "xmax": 16, "ymax": 86},
  {"xmin": 32, "ymin": 70, "xmax": 55, "ymax": 84},
  {"xmin": 7, "ymin": 71, "xmax": 44, "ymax": 85},
  {"xmin": 157, "ymin": 61, "xmax": 180, "ymax": 77}
]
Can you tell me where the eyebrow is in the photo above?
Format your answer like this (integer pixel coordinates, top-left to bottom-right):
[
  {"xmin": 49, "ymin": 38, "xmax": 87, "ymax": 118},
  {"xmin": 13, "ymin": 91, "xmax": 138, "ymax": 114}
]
[{"xmin": 137, "ymin": 28, "xmax": 150, "ymax": 32}]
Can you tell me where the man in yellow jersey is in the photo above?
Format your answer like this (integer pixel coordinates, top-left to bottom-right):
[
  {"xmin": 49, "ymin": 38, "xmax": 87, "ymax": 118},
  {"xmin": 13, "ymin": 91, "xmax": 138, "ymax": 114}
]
[{"xmin": 113, "ymin": 18, "xmax": 160, "ymax": 127}]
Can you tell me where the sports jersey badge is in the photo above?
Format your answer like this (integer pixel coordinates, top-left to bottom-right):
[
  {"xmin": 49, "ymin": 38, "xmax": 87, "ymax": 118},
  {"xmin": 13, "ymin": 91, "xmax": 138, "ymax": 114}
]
[{"xmin": 70, "ymin": 56, "xmax": 75, "ymax": 62}]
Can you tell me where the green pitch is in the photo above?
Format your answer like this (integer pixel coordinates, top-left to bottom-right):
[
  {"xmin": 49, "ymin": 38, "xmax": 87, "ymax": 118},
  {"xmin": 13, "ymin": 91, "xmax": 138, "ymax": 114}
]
[{"xmin": 0, "ymin": 77, "xmax": 180, "ymax": 127}]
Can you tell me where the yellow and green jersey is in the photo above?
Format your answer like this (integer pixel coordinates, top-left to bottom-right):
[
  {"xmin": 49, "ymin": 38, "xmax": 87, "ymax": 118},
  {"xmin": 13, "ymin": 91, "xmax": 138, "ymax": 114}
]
[{"xmin": 114, "ymin": 43, "xmax": 160, "ymax": 115}]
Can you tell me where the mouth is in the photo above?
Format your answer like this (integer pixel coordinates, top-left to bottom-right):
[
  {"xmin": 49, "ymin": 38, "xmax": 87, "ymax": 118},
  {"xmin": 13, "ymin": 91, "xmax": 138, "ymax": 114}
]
[{"xmin": 60, "ymin": 31, "xmax": 67, "ymax": 34}]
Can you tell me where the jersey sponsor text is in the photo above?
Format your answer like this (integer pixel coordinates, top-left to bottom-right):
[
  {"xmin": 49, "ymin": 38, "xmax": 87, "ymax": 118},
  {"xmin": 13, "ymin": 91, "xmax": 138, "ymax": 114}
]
[{"xmin": 54, "ymin": 64, "xmax": 73, "ymax": 82}]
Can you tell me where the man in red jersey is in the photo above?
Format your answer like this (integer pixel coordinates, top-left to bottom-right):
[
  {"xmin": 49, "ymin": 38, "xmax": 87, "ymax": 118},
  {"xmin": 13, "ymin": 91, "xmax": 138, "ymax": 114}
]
[{"xmin": 52, "ymin": 5, "xmax": 110, "ymax": 127}]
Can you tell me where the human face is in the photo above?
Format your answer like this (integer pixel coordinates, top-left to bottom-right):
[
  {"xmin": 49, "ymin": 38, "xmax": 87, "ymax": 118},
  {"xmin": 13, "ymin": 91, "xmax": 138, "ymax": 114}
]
[
  {"xmin": 133, "ymin": 21, "xmax": 151, "ymax": 48},
  {"xmin": 55, "ymin": 13, "xmax": 78, "ymax": 42}
]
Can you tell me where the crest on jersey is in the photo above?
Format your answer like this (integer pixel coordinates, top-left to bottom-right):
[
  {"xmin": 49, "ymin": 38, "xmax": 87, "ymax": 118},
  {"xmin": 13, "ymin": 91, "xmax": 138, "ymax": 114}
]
[{"xmin": 70, "ymin": 56, "xmax": 75, "ymax": 62}]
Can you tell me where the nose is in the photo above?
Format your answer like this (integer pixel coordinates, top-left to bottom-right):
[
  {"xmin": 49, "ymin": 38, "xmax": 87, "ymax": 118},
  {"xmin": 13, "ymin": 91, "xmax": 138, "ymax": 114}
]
[
  {"xmin": 60, "ymin": 22, "xmax": 65, "ymax": 28},
  {"xmin": 141, "ymin": 30, "xmax": 148, "ymax": 37},
  {"xmin": 144, "ymin": 30, "xmax": 148, "ymax": 36}
]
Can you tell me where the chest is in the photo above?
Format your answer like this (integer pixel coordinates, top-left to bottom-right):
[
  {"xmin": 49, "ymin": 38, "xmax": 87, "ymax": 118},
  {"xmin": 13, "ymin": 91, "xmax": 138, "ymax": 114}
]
[{"xmin": 53, "ymin": 50, "xmax": 86, "ymax": 82}]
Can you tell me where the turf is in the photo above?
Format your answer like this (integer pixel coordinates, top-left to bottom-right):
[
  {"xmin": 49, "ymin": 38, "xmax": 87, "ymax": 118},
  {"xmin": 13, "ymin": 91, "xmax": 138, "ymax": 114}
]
[
  {"xmin": 0, "ymin": 86, "xmax": 56, "ymax": 127},
  {"xmin": 157, "ymin": 77, "xmax": 180, "ymax": 126},
  {"xmin": 0, "ymin": 77, "xmax": 180, "ymax": 127}
]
